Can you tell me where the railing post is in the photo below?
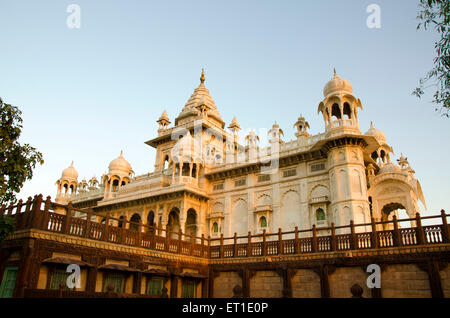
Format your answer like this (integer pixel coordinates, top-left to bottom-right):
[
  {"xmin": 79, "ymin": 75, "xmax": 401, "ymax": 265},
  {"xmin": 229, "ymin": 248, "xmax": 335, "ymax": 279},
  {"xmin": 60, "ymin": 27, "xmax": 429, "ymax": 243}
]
[
  {"xmin": 7, "ymin": 203, "xmax": 14, "ymax": 216},
  {"xmin": 219, "ymin": 234, "xmax": 224, "ymax": 258},
  {"xmin": 121, "ymin": 216, "xmax": 128, "ymax": 244},
  {"xmin": 312, "ymin": 225, "xmax": 317, "ymax": 252},
  {"xmin": 262, "ymin": 230, "xmax": 266, "ymax": 256},
  {"xmin": 63, "ymin": 202, "xmax": 73, "ymax": 234},
  {"xmin": 371, "ymin": 217, "xmax": 378, "ymax": 249},
  {"xmin": 190, "ymin": 234, "xmax": 195, "ymax": 255},
  {"xmin": 41, "ymin": 196, "xmax": 52, "ymax": 230},
  {"xmin": 14, "ymin": 199, "xmax": 23, "ymax": 229},
  {"xmin": 330, "ymin": 223, "xmax": 336, "ymax": 251},
  {"xmin": 350, "ymin": 220, "xmax": 357, "ymax": 249},
  {"xmin": 151, "ymin": 225, "xmax": 157, "ymax": 249},
  {"xmin": 24, "ymin": 197, "xmax": 33, "ymax": 215},
  {"xmin": 32, "ymin": 194, "xmax": 44, "ymax": 228},
  {"xmin": 201, "ymin": 234, "xmax": 205, "ymax": 257},
  {"xmin": 207, "ymin": 235, "xmax": 211, "ymax": 258},
  {"xmin": 415, "ymin": 213, "xmax": 426, "ymax": 245},
  {"xmin": 392, "ymin": 215, "xmax": 402, "ymax": 247},
  {"xmin": 294, "ymin": 226, "xmax": 299, "ymax": 254},
  {"xmin": 136, "ymin": 219, "xmax": 142, "ymax": 247},
  {"xmin": 247, "ymin": 231, "xmax": 252, "ymax": 257},
  {"xmin": 85, "ymin": 209, "xmax": 93, "ymax": 238},
  {"xmin": 103, "ymin": 215, "xmax": 110, "ymax": 241},
  {"xmin": 233, "ymin": 233, "xmax": 238, "ymax": 257},
  {"xmin": 27, "ymin": 194, "xmax": 42, "ymax": 228},
  {"xmin": 16, "ymin": 199, "xmax": 23, "ymax": 215},
  {"xmin": 178, "ymin": 229, "xmax": 182, "ymax": 253},
  {"xmin": 165, "ymin": 227, "xmax": 170, "ymax": 251},
  {"xmin": 441, "ymin": 209, "xmax": 449, "ymax": 243},
  {"xmin": 278, "ymin": 228, "xmax": 283, "ymax": 255},
  {"xmin": 17, "ymin": 197, "xmax": 32, "ymax": 229}
]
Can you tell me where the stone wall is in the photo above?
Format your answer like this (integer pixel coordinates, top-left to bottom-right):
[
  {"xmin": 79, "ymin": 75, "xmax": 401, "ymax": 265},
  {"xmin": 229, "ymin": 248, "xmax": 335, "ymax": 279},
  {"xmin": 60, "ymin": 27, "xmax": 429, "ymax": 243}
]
[
  {"xmin": 213, "ymin": 271, "xmax": 242, "ymax": 298},
  {"xmin": 249, "ymin": 271, "xmax": 283, "ymax": 298},
  {"xmin": 329, "ymin": 267, "xmax": 372, "ymax": 298},
  {"xmin": 381, "ymin": 264, "xmax": 431, "ymax": 298},
  {"xmin": 291, "ymin": 269, "xmax": 321, "ymax": 298},
  {"xmin": 439, "ymin": 265, "xmax": 450, "ymax": 298}
]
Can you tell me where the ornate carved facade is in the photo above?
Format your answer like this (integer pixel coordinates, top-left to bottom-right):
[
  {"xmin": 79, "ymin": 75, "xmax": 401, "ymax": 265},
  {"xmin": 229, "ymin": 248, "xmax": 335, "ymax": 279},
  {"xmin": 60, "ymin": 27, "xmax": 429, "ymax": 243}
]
[{"xmin": 56, "ymin": 70, "xmax": 426, "ymax": 238}]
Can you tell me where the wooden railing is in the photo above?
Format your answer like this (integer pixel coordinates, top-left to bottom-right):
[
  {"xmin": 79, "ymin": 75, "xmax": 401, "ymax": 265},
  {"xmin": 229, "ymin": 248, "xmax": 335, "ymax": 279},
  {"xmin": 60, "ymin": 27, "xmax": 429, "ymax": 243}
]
[
  {"xmin": 0, "ymin": 194, "xmax": 209, "ymax": 259},
  {"xmin": 1, "ymin": 194, "xmax": 449, "ymax": 260}
]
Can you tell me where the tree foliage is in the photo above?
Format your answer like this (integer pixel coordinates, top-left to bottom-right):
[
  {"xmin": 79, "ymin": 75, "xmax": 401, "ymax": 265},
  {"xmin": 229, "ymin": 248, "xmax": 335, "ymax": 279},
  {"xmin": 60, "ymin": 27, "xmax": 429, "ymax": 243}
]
[
  {"xmin": 412, "ymin": 0, "xmax": 450, "ymax": 116},
  {"xmin": 0, "ymin": 97, "xmax": 44, "ymax": 205},
  {"xmin": 0, "ymin": 215, "xmax": 15, "ymax": 244}
]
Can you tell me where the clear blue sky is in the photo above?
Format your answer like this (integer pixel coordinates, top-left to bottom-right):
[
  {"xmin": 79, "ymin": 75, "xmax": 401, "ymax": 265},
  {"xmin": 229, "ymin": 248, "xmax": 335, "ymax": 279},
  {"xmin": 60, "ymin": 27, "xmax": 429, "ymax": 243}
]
[{"xmin": 0, "ymin": 0, "xmax": 448, "ymax": 217}]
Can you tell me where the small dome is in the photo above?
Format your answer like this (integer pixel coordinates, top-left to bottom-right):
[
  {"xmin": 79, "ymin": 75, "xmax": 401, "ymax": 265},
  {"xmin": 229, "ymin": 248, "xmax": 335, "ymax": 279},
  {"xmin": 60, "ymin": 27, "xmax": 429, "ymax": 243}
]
[
  {"xmin": 323, "ymin": 69, "xmax": 353, "ymax": 97},
  {"xmin": 365, "ymin": 121, "xmax": 386, "ymax": 143},
  {"xmin": 379, "ymin": 163, "xmax": 402, "ymax": 174},
  {"xmin": 61, "ymin": 161, "xmax": 78, "ymax": 181},
  {"xmin": 108, "ymin": 151, "xmax": 132, "ymax": 176}
]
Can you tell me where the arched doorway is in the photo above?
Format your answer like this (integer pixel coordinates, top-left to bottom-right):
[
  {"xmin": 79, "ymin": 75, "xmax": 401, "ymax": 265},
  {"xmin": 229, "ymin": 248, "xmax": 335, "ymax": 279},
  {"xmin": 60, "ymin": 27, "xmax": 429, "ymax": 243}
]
[
  {"xmin": 382, "ymin": 203, "xmax": 407, "ymax": 230},
  {"xmin": 185, "ymin": 208, "xmax": 197, "ymax": 240},
  {"xmin": 129, "ymin": 213, "xmax": 141, "ymax": 231},
  {"xmin": 147, "ymin": 211, "xmax": 155, "ymax": 232},
  {"xmin": 118, "ymin": 215, "xmax": 125, "ymax": 228},
  {"xmin": 167, "ymin": 208, "xmax": 180, "ymax": 238}
]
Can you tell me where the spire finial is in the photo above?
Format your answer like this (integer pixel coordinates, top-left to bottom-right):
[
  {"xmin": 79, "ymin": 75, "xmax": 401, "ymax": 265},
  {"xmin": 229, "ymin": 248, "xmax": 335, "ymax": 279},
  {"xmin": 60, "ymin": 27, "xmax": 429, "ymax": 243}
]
[
  {"xmin": 70, "ymin": 161, "xmax": 74, "ymax": 167},
  {"xmin": 333, "ymin": 68, "xmax": 337, "ymax": 77},
  {"xmin": 120, "ymin": 150, "xmax": 123, "ymax": 157},
  {"xmin": 200, "ymin": 68, "xmax": 205, "ymax": 84}
]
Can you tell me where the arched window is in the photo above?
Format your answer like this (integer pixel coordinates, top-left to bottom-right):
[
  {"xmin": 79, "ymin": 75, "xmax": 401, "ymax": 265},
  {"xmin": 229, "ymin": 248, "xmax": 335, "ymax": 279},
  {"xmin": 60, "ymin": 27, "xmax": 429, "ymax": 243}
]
[
  {"xmin": 147, "ymin": 211, "xmax": 155, "ymax": 227},
  {"xmin": 112, "ymin": 179, "xmax": 119, "ymax": 192},
  {"xmin": 371, "ymin": 151, "xmax": 378, "ymax": 161},
  {"xmin": 380, "ymin": 150, "xmax": 386, "ymax": 163},
  {"xmin": 331, "ymin": 103, "xmax": 341, "ymax": 120},
  {"xmin": 185, "ymin": 209, "xmax": 197, "ymax": 239},
  {"xmin": 163, "ymin": 155, "xmax": 169, "ymax": 170},
  {"xmin": 212, "ymin": 222, "xmax": 218, "ymax": 233},
  {"xmin": 69, "ymin": 184, "xmax": 74, "ymax": 194},
  {"xmin": 316, "ymin": 208, "xmax": 326, "ymax": 221},
  {"xmin": 259, "ymin": 216, "xmax": 267, "ymax": 228},
  {"xmin": 129, "ymin": 213, "xmax": 141, "ymax": 231},
  {"xmin": 147, "ymin": 211, "xmax": 155, "ymax": 233},
  {"xmin": 118, "ymin": 215, "xmax": 125, "ymax": 228},
  {"xmin": 343, "ymin": 102, "xmax": 352, "ymax": 119},
  {"xmin": 182, "ymin": 163, "xmax": 190, "ymax": 176},
  {"xmin": 167, "ymin": 209, "xmax": 180, "ymax": 234}
]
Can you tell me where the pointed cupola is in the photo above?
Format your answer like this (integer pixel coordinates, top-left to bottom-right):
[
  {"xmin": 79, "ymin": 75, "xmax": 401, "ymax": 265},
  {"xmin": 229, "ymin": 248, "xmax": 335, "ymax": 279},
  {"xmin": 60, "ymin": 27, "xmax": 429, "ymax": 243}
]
[{"xmin": 175, "ymin": 69, "xmax": 225, "ymax": 128}]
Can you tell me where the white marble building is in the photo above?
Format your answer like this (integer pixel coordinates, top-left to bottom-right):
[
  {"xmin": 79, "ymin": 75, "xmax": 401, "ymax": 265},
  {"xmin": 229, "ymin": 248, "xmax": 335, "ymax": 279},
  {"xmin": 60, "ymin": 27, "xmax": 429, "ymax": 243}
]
[{"xmin": 54, "ymin": 70, "xmax": 426, "ymax": 239}]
